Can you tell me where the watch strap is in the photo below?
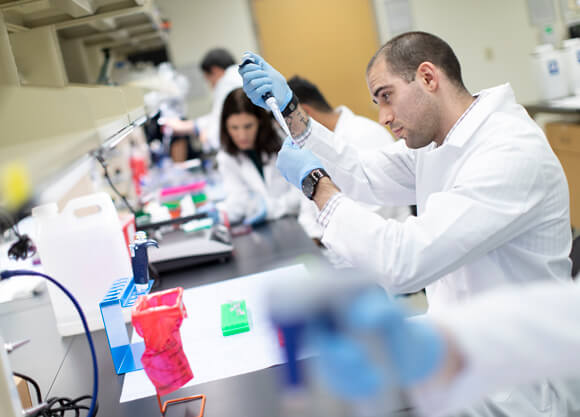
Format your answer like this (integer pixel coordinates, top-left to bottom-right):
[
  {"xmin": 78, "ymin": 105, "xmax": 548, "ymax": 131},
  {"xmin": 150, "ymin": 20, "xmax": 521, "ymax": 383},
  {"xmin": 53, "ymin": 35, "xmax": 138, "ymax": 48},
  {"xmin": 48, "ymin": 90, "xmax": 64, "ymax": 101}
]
[{"xmin": 281, "ymin": 93, "xmax": 299, "ymax": 117}]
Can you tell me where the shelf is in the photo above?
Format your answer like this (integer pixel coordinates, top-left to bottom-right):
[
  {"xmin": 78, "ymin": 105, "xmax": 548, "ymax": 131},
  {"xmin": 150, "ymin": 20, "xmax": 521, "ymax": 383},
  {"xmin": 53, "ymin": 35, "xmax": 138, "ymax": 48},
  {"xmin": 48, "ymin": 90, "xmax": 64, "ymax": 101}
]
[
  {"xmin": 1, "ymin": 0, "xmax": 166, "ymax": 85},
  {"xmin": 1, "ymin": 0, "xmax": 166, "ymax": 57},
  {"xmin": 0, "ymin": 0, "xmax": 160, "ymax": 209}
]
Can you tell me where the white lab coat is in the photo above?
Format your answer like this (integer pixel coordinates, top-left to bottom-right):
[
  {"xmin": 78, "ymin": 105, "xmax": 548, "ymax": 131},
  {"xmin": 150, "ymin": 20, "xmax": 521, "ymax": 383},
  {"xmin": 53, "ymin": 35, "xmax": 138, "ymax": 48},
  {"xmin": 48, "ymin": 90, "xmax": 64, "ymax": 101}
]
[
  {"xmin": 411, "ymin": 281, "xmax": 580, "ymax": 417},
  {"xmin": 217, "ymin": 149, "xmax": 301, "ymax": 224},
  {"xmin": 196, "ymin": 65, "xmax": 243, "ymax": 151},
  {"xmin": 304, "ymin": 83, "xmax": 574, "ymax": 417},
  {"xmin": 297, "ymin": 106, "xmax": 410, "ymax": 239},
  {"xmin": 305, "ymin": 83, "xmax": 572, "ymax": 306}
]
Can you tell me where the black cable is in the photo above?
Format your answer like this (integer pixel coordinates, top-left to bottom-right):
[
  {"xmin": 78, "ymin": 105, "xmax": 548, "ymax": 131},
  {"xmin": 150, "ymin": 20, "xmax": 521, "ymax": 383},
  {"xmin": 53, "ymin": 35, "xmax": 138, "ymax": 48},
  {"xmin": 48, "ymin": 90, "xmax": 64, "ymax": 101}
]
[
  {"xmin": 8, "ymin": 234, "xmax": 36, "ymax": 260},
  {"xmin": 1, "ymin": 270, "xmax": 98, "ymax": 417},
  {"xmin": 0, "ymin": 207, "xmax": 36, "ymax": 260},
  {"xmin": 13, "ymin": 371, "xmax": 42, "ymax": 404},
  {"xmin": 93, "ymin": 152, "xmax": 137, "ymax": 216},
  {"xmin": 12, "ymin": 372, "xmax": 98, "ymax": 417},
  {"xmin": 42, "ymin": 395, "xmax": 98, "ymax": 417},
  {"xmin": 0, "ymin": 208, "xmax": 20, "ymax": 236}
]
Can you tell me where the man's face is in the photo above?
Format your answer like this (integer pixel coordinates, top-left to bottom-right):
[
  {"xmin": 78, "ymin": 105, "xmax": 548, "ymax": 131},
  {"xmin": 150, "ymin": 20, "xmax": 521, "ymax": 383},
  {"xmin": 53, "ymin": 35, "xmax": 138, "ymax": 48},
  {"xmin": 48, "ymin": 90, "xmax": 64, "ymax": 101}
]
[
  {"xmin": 366, "ymin": 58, "xmax": 439, "ymax": 149},
  {"xmin": 203, "ymin": 67, "xmax": 224, "ymax": 89}
]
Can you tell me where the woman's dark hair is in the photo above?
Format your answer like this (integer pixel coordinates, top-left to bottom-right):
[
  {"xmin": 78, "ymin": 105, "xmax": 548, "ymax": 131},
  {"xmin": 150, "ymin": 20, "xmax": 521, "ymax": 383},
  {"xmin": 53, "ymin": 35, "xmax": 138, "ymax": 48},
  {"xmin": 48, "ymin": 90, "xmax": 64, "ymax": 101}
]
[{"xmin": 220, "ymin": 88, "xmax": 281, "ymax": 156}]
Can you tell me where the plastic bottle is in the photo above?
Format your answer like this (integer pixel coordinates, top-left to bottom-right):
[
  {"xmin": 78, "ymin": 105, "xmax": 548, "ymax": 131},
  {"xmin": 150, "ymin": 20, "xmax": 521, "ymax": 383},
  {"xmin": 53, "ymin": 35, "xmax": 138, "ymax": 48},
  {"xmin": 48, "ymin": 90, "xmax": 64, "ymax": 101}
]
[
  {"xmin": 563, "ymin": 38, "xmax": 580, "ymax": 96},
  {"xmin": 531, "ymin": 44, "xmax": 569, "ymax": 100},
  {"xmin": 129, "ymin": 140, "xmax": 148, "ymax": 198},
  {"xmin": 32, "ymin": 192, "xmax": 132, "ymax": 336}
]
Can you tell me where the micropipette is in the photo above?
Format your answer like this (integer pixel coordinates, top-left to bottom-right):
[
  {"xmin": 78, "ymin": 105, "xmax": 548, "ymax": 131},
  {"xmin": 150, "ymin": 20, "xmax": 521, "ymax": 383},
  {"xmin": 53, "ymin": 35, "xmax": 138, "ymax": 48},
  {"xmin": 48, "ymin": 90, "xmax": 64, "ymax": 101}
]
[{"xmin": 239, "ymin": 56, "xmax": 294, "ymax": 141}]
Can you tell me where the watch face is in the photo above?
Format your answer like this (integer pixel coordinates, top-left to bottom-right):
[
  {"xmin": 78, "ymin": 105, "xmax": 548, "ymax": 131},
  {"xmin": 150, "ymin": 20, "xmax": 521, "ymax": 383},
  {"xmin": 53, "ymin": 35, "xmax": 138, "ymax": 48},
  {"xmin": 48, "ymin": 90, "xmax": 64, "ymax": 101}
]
[{"xmin": 302, "ymin": 169, "xmax": 329, "ymax": 200}]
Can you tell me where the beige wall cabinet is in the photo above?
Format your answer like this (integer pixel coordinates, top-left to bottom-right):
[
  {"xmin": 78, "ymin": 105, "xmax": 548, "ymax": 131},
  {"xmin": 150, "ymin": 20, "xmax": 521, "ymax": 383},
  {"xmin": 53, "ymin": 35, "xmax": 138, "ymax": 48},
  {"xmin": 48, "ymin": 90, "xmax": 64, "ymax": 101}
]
[{"xmin": 0, "ymin": 0, "xmax": 165, "ymax": 207}]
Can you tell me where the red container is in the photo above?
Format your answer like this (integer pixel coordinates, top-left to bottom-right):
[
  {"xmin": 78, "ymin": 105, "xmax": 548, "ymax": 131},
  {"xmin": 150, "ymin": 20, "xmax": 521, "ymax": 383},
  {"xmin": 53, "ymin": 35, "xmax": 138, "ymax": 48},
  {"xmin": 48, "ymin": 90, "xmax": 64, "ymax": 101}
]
[{"xmin": 132, "ymin": 287, "xmax": 193, "ymax": 395}]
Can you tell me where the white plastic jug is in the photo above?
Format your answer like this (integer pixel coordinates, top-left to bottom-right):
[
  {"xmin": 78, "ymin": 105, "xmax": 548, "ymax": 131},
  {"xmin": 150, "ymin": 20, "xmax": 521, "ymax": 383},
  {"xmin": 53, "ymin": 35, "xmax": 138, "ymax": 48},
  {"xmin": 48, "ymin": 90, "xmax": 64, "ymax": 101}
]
[
  {"xmin": 32, "ymin": 192, "xmax": 132, "ymax": 336},
  {"xmin": 563, "ymin": 38, "xmax": 580, "ymax": 96},
  {"xmin": 531, "ymin": 44, "xmax": 570, "ymax": 100}
]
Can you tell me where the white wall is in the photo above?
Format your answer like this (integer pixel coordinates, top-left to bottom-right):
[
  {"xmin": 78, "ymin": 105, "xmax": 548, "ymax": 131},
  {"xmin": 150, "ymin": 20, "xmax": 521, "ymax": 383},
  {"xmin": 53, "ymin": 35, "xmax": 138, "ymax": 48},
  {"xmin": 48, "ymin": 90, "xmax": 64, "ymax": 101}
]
[
  {"xmin": 162, "ymin": 0, "xmax": 578, "ymax": 111},
  {"xmin": 158, "ymin": 0, "xmax": 258, "ymax": 118},
  {"xmin": 373, "ymin": 0, "xmax": 572, "ymax": 103}
]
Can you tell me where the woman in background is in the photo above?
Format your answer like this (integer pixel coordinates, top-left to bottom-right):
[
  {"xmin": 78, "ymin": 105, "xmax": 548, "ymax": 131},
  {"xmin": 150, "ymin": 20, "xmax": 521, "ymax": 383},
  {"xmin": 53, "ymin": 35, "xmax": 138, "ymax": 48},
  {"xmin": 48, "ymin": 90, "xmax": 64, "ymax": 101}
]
[{"xmin": 217, "ymin": 88, "xmax": 301, "ymax": 225}]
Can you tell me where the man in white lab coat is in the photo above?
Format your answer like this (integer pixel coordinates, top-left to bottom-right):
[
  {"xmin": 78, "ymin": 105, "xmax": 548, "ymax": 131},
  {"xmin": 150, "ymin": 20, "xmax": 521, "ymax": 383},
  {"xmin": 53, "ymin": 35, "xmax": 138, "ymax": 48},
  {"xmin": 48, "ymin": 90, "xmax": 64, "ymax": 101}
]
[
  {"xmin": 239, "ymin": 31, "xmax": 575, "ymax": 417},
  {"xmin": 164, "ymin": 48, "xmax": 242, "ymax": 153},
  {"xmin": 287, "ymin": 75, "xmax": 410, "ymax": 245}
]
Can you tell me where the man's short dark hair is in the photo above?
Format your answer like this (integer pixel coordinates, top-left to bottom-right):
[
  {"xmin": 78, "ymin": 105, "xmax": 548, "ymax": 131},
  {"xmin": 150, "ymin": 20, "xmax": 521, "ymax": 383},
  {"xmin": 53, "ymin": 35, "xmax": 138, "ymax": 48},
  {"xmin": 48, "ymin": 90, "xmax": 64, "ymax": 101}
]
[
  {"xmin": 368, "ymin": 31, "xmax": 466, "ymax": 90},
  {"xmin": 287, "ymin": 75, "xmax": 333, "ymax": 112},
  {"xmin": 200, "ymin": 48, "xmax": 235, "ymax": 73}
]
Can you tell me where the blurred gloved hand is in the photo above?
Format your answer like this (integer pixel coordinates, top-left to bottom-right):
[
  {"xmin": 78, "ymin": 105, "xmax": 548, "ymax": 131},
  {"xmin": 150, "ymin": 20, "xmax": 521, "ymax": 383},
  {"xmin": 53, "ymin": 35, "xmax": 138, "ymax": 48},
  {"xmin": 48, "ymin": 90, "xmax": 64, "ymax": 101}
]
[
  {"xmin": 311, "ymin": 289, "xmax": 446, "ymax": 399},
  {"xmin": 276, "ymin": 137, "xmax": 324, "ymax": 189},
  {"xmin": 159, "ymin": 117, "xmax": 195, "ymax": 135},
  {"xmin": 205, "ymin": 206, "xmax": 221, "ymax": 225},
  {"xmin": 238, "ymin": 52, "xmax": 293, "ymax": 111},
  {"xmin": 243, "ymin": 197, "xmax": 267, "ymax": 226}
]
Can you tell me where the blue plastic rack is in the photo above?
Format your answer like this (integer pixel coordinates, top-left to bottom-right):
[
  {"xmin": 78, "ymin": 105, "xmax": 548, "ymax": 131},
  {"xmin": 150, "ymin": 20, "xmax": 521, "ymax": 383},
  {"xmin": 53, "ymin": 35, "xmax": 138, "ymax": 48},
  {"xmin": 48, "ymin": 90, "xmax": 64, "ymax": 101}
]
[{"xmin": 99, "ymin": 276, "xmax": 154, "ymax": 375}]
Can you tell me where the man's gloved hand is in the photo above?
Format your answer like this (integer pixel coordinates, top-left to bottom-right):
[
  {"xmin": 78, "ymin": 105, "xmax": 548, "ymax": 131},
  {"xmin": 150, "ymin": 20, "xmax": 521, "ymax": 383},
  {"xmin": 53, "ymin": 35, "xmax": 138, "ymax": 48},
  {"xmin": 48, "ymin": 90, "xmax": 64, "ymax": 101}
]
[
  {"xmin": 276, "ymin": 137, "xmax": 324, "ymax": 189},
  {"xmin": 238, "ymin": 52, "xmax": 293, "ymax": 111},
  {"xmin": 243, "ymin": 197, "xmax": 267, "ymax": 226},
  {"xmin": 310, "ymin": 289, "xmax": 447, "ymax": 399}
]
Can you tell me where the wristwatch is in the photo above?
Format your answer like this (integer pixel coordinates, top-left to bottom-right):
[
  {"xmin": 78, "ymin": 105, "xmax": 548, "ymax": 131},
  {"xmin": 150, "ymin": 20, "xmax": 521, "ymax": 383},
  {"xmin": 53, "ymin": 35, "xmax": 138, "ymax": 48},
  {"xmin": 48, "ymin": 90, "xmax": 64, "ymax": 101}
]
[
  {"xmin": 282, "ymin": 93, "xmax": 299, "ymax": 117},
  {"xmin": 301, "ymin": 168, "xmax": 330, "ymax": 200}
]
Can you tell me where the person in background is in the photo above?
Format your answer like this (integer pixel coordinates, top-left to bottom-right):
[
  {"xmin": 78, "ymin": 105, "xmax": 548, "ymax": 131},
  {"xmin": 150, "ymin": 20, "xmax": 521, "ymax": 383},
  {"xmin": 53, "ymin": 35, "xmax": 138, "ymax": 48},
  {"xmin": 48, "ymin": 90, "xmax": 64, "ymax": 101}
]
[
  {"xmin": 164, "ymin": 48, "xmax": 243, "ymax": 158},
  {"xmin": 216, "ymin": 88, "xmax": 301, "ymax": 225},
  {"xmin": 239, "ymin": 31, "xmax": 575, "ymax": 417},
  {"xmin": 287, "ymin": 75, "xmax": 410, "ymax": 246}
]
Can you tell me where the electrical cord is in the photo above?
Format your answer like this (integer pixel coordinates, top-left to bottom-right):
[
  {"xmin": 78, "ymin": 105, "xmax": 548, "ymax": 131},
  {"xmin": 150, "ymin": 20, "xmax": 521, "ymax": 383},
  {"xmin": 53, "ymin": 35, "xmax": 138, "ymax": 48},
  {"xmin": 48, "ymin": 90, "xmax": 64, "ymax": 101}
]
[
  {"xmin": 42, "ymin": 395, "xmax": 97, "ymax": 417},
  {"xmin": 93, "ymin": 152, "xmax": 137, "ymax": 216},
  {"xmin": 0, "ymin": 208, "xmax": 36, "ymax": 261},
  {"xmin": 12, "ymin": 372, "xmax": 98, "ymax": 417},
  {"xmin": 1, "ymin": 270, "xmax": 98, "ymax": 417}
]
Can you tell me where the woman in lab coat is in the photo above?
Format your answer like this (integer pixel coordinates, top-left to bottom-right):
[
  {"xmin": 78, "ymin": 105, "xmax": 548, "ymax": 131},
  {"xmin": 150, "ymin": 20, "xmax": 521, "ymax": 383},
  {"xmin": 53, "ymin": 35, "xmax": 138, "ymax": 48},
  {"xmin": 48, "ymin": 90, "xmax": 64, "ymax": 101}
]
[{"xmin": 216, "ymin": 88, "xmax": 301, "ymax": 225}]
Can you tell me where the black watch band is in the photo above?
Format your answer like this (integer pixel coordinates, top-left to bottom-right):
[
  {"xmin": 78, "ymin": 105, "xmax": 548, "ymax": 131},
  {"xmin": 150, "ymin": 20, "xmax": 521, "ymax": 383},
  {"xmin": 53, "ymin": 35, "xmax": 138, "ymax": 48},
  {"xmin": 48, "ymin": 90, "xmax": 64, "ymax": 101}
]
[
  {"xmin": 301, "ymin": 168, "xmax": 330, "ymax": 200},
  {"xmin": 281, "ymin": 93, "xmax": 299, "ymax": 117}
]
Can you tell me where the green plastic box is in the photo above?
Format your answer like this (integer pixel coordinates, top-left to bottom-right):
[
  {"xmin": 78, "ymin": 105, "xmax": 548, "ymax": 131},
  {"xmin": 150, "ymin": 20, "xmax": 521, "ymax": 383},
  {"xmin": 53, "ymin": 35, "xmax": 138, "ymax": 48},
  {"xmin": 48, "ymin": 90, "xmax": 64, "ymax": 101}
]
[{"xmin": 221, "ymin": 300, "xmax": 250, "ymax": 336}]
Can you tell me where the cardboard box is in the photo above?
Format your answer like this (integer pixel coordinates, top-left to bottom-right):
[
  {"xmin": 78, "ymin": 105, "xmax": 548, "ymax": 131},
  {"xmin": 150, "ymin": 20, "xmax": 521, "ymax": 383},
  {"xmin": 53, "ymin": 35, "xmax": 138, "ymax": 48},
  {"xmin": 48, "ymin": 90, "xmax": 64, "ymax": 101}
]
[
  {"xmin": 13, "ymin": 376, "xmax": 32, "ymax": 409},
  {"xmin": 545, "ymin": 122, "xmax": 580, "ymax": 229}
]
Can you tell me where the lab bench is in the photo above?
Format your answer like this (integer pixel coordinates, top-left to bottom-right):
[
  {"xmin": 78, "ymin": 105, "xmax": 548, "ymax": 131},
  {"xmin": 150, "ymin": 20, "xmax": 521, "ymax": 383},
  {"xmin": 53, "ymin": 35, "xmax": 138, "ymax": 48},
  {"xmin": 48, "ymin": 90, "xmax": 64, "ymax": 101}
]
[{"xmin": 0, "ymin": 217, "xmax": 332, "ymax": 417}]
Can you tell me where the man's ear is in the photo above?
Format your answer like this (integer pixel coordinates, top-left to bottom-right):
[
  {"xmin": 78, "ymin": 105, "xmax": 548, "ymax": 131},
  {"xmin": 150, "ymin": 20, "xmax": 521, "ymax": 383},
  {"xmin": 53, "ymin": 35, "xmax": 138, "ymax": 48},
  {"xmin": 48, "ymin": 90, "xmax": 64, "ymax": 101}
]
[{"xmin": 416, "ymin": 62, "xmax": 438, "ymax": 92}]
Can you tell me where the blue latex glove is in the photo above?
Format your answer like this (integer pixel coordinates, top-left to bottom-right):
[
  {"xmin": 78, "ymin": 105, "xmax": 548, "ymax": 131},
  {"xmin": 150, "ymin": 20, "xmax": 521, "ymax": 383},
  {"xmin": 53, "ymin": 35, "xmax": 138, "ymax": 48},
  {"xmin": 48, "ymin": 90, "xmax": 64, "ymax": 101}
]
[
  {"xmin": 276, "ymin": 137, "xmax": 324, "ymax": 189},
  {"xmin": 310, "ymin": 289, "xmax": 446, "ymax": 399},
  {"xmin": 243, "ymin": 197, "xmax": 267, "ymax": 226},
  {"xmin": 238, "ymin": 52, "xmax": 293, "ymax": 111}
]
